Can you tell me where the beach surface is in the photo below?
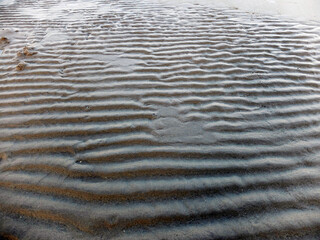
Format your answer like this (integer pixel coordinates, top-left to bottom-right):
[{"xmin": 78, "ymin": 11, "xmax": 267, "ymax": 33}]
[{"xmin": 1, "ymin": 0, "xmax": 320, "ymax": 239}]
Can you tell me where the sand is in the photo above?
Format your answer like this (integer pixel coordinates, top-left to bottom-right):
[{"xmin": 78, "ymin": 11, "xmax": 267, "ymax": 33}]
[{"xmin": 1, "ymin": 0, "xmax": 320, "ymax": 239}]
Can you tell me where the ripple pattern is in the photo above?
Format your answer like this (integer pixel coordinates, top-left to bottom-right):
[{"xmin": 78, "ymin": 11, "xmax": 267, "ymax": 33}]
[{"xmin": 1, "ymin": 0, "xmax": 320, "ymax": 239}]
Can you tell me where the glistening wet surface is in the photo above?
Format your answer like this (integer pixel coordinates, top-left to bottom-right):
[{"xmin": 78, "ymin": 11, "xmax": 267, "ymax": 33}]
[{"xmin": 1, "ymin": 0, "xmax": 320, "ymax": 239}]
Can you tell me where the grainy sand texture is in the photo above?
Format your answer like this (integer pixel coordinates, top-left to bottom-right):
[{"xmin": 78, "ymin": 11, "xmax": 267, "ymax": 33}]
[{"xmin": 1, "ymin": 0, "xmax": 320, "ymax": 239}]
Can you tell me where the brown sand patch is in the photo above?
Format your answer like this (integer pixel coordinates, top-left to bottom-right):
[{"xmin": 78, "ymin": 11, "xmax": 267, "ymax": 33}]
[
  {"xmin": 0, "ymin": 37, "xmax": 9, "ymax": 50},
  {"xmin": 22, "ymin": 46, "xmax": 37, "ymax": 56},
  {"xmin": 0, "ymin": 37, "xmax": 9, "ymax": 44},
  {"xmin": 0, "ymin": 152, "xmax": 8, "ymax": 161},
  {"xmin": 0, "ymin": 233, "xmax": 19, "ymax": 240},
  {"xmin": 0, "ymin": 203, "xmax": 92, "ymax": 233},
  {"xmin": 17, "ymin": 46, "xmax": 37, "ymax": 57},
  {"xmin": 15, "ymin": 62, "xmax": 26, "ymax": 71}
]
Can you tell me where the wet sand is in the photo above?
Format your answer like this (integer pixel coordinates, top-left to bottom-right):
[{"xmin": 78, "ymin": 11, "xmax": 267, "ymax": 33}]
[{"xmin": 1, "ymin": 0, "xmax": 320, "ymax": 239}]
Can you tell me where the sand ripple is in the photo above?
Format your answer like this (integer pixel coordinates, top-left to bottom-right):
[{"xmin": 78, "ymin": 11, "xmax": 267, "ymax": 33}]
[{"xmin": 1, "ymin": 0, "xmax": 320, "ymax": 239}]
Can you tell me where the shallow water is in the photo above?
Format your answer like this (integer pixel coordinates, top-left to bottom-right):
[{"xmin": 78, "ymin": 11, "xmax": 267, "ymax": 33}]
[{"xmin": 1, "ymin": 0, "xmax": 320, "ymax": 239}]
